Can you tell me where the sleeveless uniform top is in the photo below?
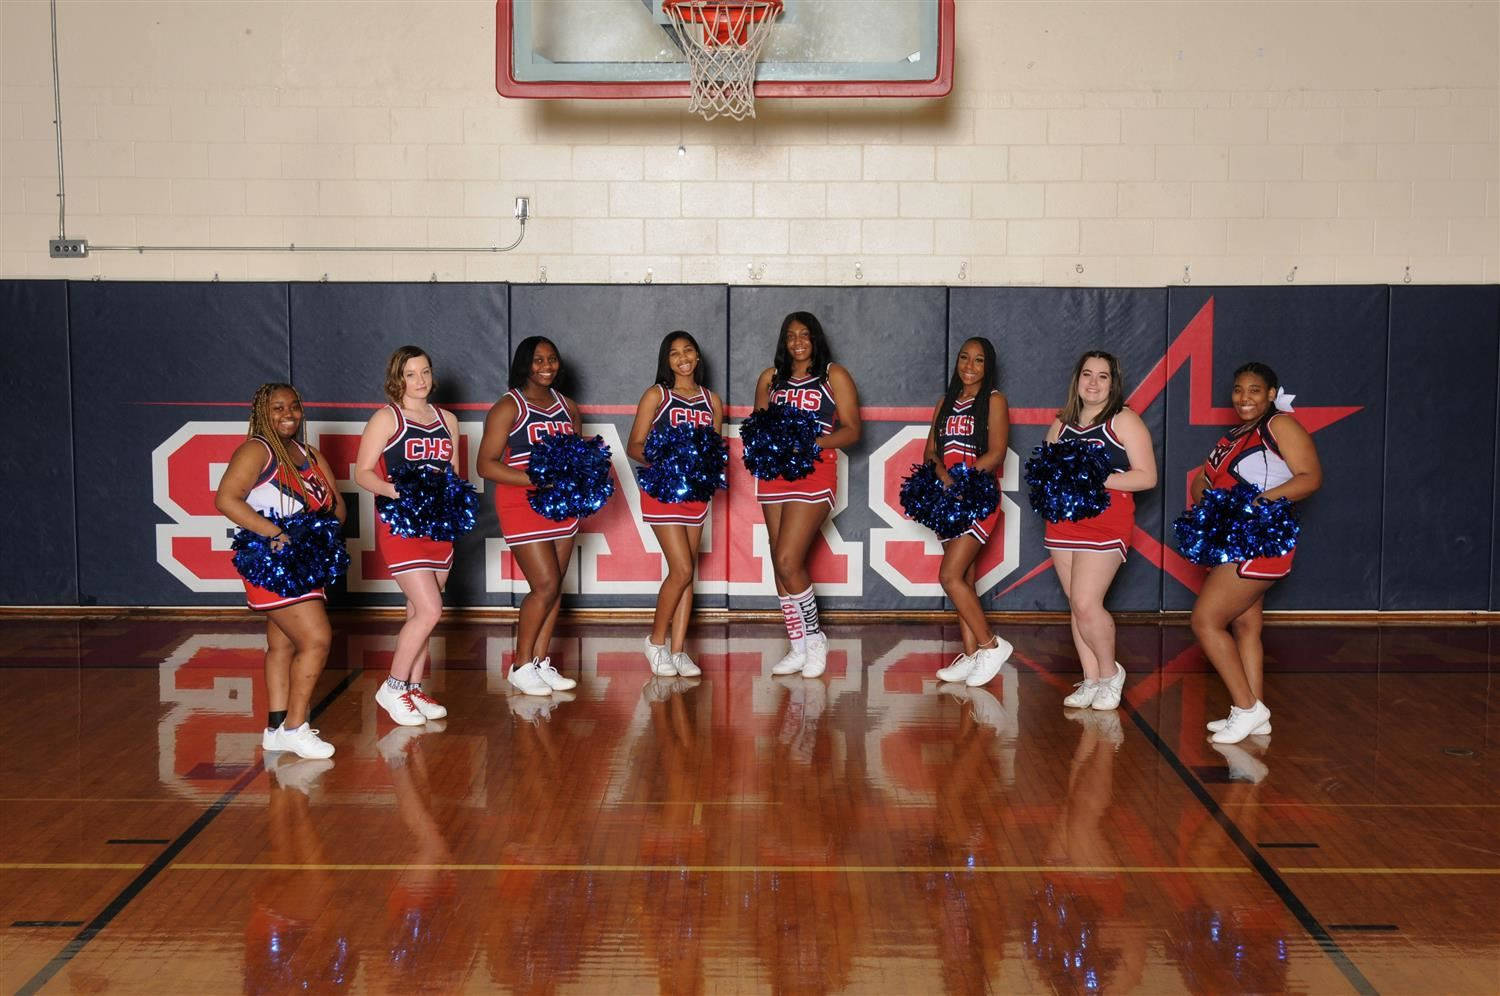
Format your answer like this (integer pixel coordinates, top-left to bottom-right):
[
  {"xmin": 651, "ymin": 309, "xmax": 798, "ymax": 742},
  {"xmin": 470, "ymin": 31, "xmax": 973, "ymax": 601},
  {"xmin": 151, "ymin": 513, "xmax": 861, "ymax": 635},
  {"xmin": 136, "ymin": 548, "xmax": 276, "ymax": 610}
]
[
  {"xmin": 503, "ymin": 387, "xmax": 575, "ymax": 469},
  {"xmin": 381, "ymin": 403, "xmax": 454, "ymax": 475},
  {"xmin": 1059, "ymin": 413, "xmax": 1132, "ymax": 475},
  {"xmin": 1203, "ymin": 414, "xmax": 1293, "ymax": 492},
  {"xmin": 936, "ymin": 391, "xmax": 1000, "ymax": 466},
  {"xmin": 651, "ymin": 384, "xmax": 715, "ymax": 430},
  {"xmin": 770, "ymin": 373, "xmax": 837, "ymax": 435},
  {"xmin": 245, "ymin": 439, "xmax": 334, "ymax": 518}
]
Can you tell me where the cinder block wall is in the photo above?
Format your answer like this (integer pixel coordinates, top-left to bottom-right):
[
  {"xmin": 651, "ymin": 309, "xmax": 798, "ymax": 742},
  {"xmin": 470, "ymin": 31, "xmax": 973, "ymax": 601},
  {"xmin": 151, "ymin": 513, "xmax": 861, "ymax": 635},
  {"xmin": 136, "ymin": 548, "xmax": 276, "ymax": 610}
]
[{"xmin": 2, "ymin": 1, "xmax": 1495, "ymax": 283}]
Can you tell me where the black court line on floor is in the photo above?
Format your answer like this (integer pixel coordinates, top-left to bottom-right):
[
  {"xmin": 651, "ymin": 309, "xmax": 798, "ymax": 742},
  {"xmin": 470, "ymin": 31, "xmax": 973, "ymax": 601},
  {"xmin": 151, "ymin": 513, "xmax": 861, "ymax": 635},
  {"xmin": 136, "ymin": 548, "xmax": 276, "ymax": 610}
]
[
  {"xmin": 10, "ymin": 922, "xmax": 84, "ymax": 929},
  {"xmin": 15, "ymin": 668, "xmax": 361, "ymax": 996},
  {"xmin": 105, "ymin": 839, "xmax": 169, "ymax": 845},
  {"xmin": 1119, "ymin": 698, "xmax": 1380, "ymax": 996},
  {"xmin": 1329, "ymin": 924, "xmax": 1401, "ymax": 932},
  {"xmin": 1259, "ymin": 841, "xmax": 1320, "ymax": 848}
]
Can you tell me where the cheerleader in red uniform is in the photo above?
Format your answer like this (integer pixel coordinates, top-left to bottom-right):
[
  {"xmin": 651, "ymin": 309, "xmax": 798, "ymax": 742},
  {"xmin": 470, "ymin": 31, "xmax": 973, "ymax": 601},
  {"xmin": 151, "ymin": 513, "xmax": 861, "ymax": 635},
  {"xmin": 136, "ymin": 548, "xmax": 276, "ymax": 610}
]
[
  {"xmin": 926, "ymin": 337, "xmax": 1015, "ymax": 689},
  {"xmin": 754, "ymin": 313, "xmax": 862, "ymax": 680},
  {"xmin": 477, "ymin": 336, "xmax": 584, "ymax": 698},
  {"xmin": 1042, "ymin": 352, "xmax": 1157, "ymax": 711},
  {"xmin": 627, "ymin": 331, "xmax": 723, "ymax": 678},
  {"xmin": 355, "ymin": 346, "xmax": 459, "ymax": 727},
  {"xmin": 1191, "ymin": 362, "xmax": 1321, "ymax": 744},
  {"xmin": 214, "ymin": 383, "xmax": 345, "ymax": 760}
]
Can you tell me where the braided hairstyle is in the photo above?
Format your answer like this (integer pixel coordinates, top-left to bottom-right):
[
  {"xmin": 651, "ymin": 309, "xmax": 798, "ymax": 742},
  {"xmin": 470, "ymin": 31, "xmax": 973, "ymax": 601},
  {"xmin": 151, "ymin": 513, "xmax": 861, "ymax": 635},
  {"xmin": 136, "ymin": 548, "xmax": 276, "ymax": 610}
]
[{"xmin": 247, "ymin": 382, "xmax": 313, "ymax": 510}]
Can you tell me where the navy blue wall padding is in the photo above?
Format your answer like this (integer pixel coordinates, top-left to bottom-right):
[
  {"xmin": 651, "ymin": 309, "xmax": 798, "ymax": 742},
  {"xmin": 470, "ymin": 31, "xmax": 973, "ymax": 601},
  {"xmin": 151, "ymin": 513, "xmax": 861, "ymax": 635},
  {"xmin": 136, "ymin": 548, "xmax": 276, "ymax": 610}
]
[
  {"xmin": 950, "ymin": 287, "xmax": 1169, "ymax": 612},
  {"xmin": 727, "ymin": 287, "xmax": 950, "ymax": 610},
  {"xmin": 289, "ymin": 282, "xmax": 509, "ymax": 607},
  {"xmin": 68, "ymin": 282, "xmax": 291, "ymax": 605},
  {"xmin": 1162, "ymin": 286, "xmax": 1389, "ymax": 611},
  {"xmin": 510, "ymin": 283, "xmax": 731, "ymax": 609},
  {"xmin": 1, "ymin": 281, "xmax": 78, "ymax": 604}
]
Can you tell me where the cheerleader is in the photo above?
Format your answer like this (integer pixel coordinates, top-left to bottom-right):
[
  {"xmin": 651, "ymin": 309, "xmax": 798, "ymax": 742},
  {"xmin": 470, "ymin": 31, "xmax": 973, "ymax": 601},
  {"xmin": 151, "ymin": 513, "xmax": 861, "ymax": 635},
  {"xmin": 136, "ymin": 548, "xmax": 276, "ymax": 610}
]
[
  {"xmin": 926, "ymin": 337, "xmax": 1015, "ymax": 688},
  {"xmin": 214, "ymin": 383, "xmax": 346, "ymax": 760},
  {"xmin": 754, "ymin": 312, "xmax": 861, "ymax": 679},
  {"xmin": 1042, "ymin": 352, "xmax": 1157, "ymax": 711},
  {"xmin": 354, "ymin": 346, "xmax": 459, "ymax": 726},
  {"xmin": 1191, "ymin": 362, "xmax": 1321, "ymax": 744},
  {"xmin": 626, "ymin": 331, "xmax": 723, "ymax": 678},
  {"xmin": 477, "ymin": 336, "xmax": 584, "ymax": 698}
]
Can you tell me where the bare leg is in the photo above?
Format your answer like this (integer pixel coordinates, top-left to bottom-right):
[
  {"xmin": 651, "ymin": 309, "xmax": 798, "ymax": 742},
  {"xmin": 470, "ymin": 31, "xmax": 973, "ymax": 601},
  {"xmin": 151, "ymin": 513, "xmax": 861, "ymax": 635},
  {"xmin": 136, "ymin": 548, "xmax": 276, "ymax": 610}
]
[
  {"xmin": 668, "ymin": 526, "xmax": 704, "ymax": 654},
  {"xmin": 955, "ymin": 562, "xmax": 979, "ymax": 655},
  {"xmin": 760, "ymin": 503, "xmax": 788, "ymax": 597},
  {"xmin": 266, "ymin": 600, "xmax": 333, "ymax": 729},
  {"xmin": 511, "ymin": 540, "xmax": 565, "ymax": 664},
  {"xmin": 1190, "ymin": 565, "xmax": 1275, "ymax": 711},
  {"xmin": 1230, "ymin": 597, "xmax": 1266, "ymax": 701},
  {"xmin": 650, "ymin": 524, "xmax": 698, "ymax": 651},
  {"xmin": 1063, "ymin": 551, "xmax": 1124, "ymax": 682},
  {"xmin": 1051, "ymin": 550, "xmax": 1101, "ymax": 678},
  {"xmin": 532, "ymin": 535, "xmax": 576, "ymax": 660},
  {"xmin": 389, "ymin": 570, "xmax": 446, "ymax": 683},
  {"xmin": 769, "ymin": 501, "xmax": 830, "ymax": 595},
  {"xmin": 939, "ymin": 535, "xmax": 994, "ymax": 651},
  {"xmin": 264, "ymin": 617, "xmax": 293, "ymax": 716}
]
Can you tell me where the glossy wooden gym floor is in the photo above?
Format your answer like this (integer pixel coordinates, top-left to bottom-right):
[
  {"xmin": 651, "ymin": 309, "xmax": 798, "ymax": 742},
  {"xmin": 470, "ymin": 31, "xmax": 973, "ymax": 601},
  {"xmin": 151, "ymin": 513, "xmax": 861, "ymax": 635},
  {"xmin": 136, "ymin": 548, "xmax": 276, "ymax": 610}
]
[{"xmin": 1, "ymin": 617, "xmax": 1495, "ymax": 994}]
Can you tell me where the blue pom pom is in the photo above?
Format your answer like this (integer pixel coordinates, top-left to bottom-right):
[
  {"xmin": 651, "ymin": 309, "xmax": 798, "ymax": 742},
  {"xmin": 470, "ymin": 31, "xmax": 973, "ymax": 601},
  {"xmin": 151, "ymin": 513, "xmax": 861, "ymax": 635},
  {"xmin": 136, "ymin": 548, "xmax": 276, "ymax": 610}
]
[
  {"xmin": 899, "ymin": 462, "xmax": 1000, "ymax": 540},
  {"xmin": 740, "ymin": 403, "xmax": 822, "ymax": 481},
  {"xmin": 1173, "ymin": 483, "xmax": 1300, "ymax": 567},
  {"xmin": 232, "ymin": 509, "xmax": 350, "ymax": 597},
  {"xmin": 376, "ymin": 464, "xmax": 479, "ymax": 542},
  {"xmin": 638, "ymin": 424, "xmax": 729, "ymax": 504},
  {"xmin": 526, "ymin": 433, "xmax": 616, "ymax": 522},
  {"xmin": 1024, "ymin": 438, "xmax": 1114, "ymax": 523}
]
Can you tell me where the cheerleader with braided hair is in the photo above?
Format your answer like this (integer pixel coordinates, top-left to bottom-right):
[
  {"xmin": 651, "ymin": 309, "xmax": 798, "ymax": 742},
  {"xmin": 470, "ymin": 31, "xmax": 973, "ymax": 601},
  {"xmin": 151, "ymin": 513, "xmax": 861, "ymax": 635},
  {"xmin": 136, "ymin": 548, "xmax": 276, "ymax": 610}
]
[{"xmin": 215, "ymin": 383, "xmax": 346, "ymax": 760}]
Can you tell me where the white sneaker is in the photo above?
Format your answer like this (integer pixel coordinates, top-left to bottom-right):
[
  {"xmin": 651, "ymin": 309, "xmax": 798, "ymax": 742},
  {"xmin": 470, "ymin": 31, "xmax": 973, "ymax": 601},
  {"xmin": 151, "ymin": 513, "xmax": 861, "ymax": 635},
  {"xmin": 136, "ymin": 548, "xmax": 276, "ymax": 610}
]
[
  {"xmin": 272, "ymin": 722, "xmax": 335, "ymax": 760},
  {"xmin": 262, "ymin": 727, "xmax": 282, "ymax": 752},
  {"xmin": 645, "ymin": 639, "xmax": 677, "ymax": 677},
  {"xmin": 771, "ymin": 643, "xmax": 806, "ymax": 676},
  {"xmin": 1062, "ymin": 680, "xmax": 1099, "ymax": 708},
  {"xmin": 407, "ymin": 685, "xmax": 448, "ymax": 720},
  {"xmin": 375, "ymin": 681, "xmax": 426, "ymax": 726},
  {"xmin": 268, "ymin": 755, "xmax": 332, "ymax": 794},
  {"xmin": 508, "ymin": 659, "xmax": 553, "ymax": 697},
  {"xmin": 964, "ymin": 635, "xmax": 1013, "ymax": 687},
  {"xmin": 672, "ymin": 651, "xmax": 702, "ymax": 678},
  {"xmin": 935, "ymin": 653, "xmax": 976, "ymax": 683},
  {"xmin": 1207, "ymin": 715, "xmax": 1272, "ymax": 735},
  {"xmin": 1090, "ymin": 662, "xmax": 1126, "ymax": 711},
  {"xmin": 1210, "ymin": 701, "xmax": 1272, "ymax": 744},
  {"xmin": 801, "ymin": 632, "xmax": 828, "ymax": 678},
  {"xmin": 536, "ymin": 656, "xmax": 578, "ymax": 691}
]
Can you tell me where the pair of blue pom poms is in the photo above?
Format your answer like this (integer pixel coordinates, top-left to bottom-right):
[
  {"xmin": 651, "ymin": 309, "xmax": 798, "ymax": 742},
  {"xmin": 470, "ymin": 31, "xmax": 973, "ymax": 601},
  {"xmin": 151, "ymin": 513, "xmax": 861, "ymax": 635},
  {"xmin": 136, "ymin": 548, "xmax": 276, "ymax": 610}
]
[
  {"xmin": 376, "ymin": 463, "xmax": 479, "ymax": 542},
  {"xmin": 232, "ymin": 509, "xmax": 350, "ymax": 597},
  {"xmin": 1023, "ymin": 437, "xmax": 1114, "ymax": 523},
  {"xmin": 638, "ymin": 424, "xmax": 728, "ymax": 504},
  {"xmin": 1173, "ymin": 483, "xmax": 1300, "ymax": 566},
  {"xmin": 740, "ymin": 403, "xmax": 822, "ymax": 481},
  {"xmin": 526, "ymin": 432, "xmax": 615, "ymax": 521},
  {"xmin": 898, "ymin": 462, "xmax": 1000, "ymax": 540}
]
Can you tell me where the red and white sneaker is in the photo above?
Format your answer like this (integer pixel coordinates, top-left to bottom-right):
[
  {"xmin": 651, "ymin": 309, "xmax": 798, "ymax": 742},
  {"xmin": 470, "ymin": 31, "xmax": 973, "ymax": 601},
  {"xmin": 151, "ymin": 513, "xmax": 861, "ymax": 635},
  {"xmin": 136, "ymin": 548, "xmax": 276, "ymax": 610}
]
[
  {"xmin": 376, "ymin": 681, "xmax": 426, "ymax": 726},
  {"xmin": 407, "ymin": 685, "xmax": 448, "ymax": 720}
]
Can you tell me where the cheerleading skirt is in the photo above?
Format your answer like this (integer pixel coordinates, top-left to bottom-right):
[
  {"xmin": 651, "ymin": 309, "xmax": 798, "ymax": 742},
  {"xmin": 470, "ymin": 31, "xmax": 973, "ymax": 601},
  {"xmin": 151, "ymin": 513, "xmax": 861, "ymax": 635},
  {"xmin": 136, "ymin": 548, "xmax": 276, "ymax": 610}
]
[
  {"xmin": 1044, "ymin": 489, "xmax": 1135, "ymax": 562},
  {"xmin": 942, "ymin": 502, "xmax": 1002, "ymax": 546},
  {"xmin": 244, "ymin": 579, "xmax": 325, "ymax": 613},
  {"xmin": 754, "ymin": 450, "xmax": 836, "ymax": 507},
  {"xmin": 640, "ymin": 493, "xmax": 709, "ymax": 526},
  {"xmin": 495, "ymin": 482, "xmax": 580, "ymax": 547},
  {"xmin": 374, "ymin": 515, "xmax": 454, "ymax": 575},
  {"xmin": 1235, "ymin": 549, "xmax": 1295, "ymax": 580}
]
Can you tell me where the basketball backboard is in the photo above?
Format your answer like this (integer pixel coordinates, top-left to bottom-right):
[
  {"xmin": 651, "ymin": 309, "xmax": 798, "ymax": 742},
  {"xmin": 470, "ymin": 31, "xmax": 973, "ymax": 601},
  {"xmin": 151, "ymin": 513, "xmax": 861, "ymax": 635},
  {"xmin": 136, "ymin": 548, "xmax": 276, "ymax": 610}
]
[{"xmin": 495, "ymin": 0, "xmax": 954, "ymax": 99}]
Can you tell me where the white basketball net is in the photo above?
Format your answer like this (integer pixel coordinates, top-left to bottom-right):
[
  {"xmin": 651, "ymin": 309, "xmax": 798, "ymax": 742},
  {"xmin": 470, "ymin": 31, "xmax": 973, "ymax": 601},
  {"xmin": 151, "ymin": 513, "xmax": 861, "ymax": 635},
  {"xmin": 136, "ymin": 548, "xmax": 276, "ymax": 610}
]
[{"xmin": 664, "ymin": 1, "xmax": 782, "ymax": 121}]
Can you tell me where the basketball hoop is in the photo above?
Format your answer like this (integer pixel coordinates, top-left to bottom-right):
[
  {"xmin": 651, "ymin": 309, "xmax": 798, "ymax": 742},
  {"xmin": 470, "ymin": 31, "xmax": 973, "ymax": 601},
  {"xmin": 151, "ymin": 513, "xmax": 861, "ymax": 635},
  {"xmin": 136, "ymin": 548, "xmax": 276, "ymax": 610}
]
[{"xmin": 662, "ymin": 0, "xmax": 783, "ymax": 121}]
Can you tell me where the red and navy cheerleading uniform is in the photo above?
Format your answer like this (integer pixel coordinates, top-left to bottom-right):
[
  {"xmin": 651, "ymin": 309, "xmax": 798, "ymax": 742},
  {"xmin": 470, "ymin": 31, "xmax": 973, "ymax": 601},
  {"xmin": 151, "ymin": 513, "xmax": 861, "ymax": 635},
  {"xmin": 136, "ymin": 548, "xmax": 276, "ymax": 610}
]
[
  {"xmin": 935, "ymin": 391, "xmax": 1003, "ymax": 544},
  {"xmin": 1043, "ymin": 414, "xmax": 1137, "ymax": 562},
  {"xmin": 639, "ymin": 384, "xmax": 716, "ymax": 526},
  {"xmin": 242, "ymin": 439, "xmax": 338, "ymax": 611},
  {"xmin": 1201, "ymin": 413, "xmax": 1296, "ymax": 579},
  {"xmin": 495, "ymin": 387, "xmax": 581, "ymax": 547},
  {"xmin": 374, "ymin": 403, "xmax": 457, "ymax": 575},
  {"xmin": 755, "ymin": 373, "xmax": 838, "ymax": 508}
]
